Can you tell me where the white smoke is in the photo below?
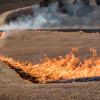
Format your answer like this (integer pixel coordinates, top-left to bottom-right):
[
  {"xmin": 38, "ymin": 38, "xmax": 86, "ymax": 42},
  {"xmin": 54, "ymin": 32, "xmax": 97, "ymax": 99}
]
[{"xmin": 0, "ymin": 1, "xmax": 100, "ymax": 31}]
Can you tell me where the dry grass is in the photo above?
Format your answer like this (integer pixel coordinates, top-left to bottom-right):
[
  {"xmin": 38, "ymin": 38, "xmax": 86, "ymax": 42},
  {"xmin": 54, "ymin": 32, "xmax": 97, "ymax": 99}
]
[
  {"xmin": 0, "ymin": 1, "xmax": 100, "ymax": 99},
  {"xmin": 0, "ymin": 49, "xmax": 100, "ymax": 83},
  {"xmin": 0, "ymin": 30, "xmax": 100, "ymax": 99},
  {"xmin": 0, "ymin": 61, "xmax": 100, "ymax": 100},
  {"xmin": 0, "ymin": 30, "xmax": 100, "ymax": 82},
  {"xmin": 0, "ymin": 0, "xmax": 40, "ymax": 14},
  {"xmin": 0, "ymin": 30, "xmax": 100, "ymax": 62}
]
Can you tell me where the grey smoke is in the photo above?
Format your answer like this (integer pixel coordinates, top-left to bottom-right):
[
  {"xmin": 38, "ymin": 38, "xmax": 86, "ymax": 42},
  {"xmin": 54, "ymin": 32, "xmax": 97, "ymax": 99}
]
[{"xmin": 0, "ymin": 1, "xmax": 100, "ymax": 30}]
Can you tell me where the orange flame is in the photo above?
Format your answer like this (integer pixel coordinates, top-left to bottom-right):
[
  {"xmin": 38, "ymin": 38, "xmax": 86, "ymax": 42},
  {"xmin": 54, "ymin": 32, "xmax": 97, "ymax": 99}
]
[
  {"xmin": 0, "ymin": 48, "xmax": 100, "ymax": 83},
  {"xmin": 0, "ymin": 32, "xmax": 3, "ymax": 37}
]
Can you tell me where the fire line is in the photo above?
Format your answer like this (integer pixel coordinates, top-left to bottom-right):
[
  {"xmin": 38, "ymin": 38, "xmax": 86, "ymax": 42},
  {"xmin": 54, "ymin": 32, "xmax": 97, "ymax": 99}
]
[{"xmin": 0, "ymin": 48, "xmax": 100, "ymax": 83}]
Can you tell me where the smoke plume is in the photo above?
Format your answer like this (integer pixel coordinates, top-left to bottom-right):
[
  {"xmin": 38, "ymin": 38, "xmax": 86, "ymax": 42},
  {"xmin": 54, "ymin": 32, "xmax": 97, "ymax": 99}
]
[{"xmin": 0, "ymin": 1, "xmax": 100, "ymax": 31}]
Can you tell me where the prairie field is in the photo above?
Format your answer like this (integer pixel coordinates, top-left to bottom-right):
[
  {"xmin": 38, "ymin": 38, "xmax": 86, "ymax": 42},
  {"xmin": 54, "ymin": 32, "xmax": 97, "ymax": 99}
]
[
  {"xmin": 0, "ymin": 30, "xmax": 100, "ymax": 100},
  {"xmin": 0, "ymin": 0, "xmax": 100, "ymax": 100}
]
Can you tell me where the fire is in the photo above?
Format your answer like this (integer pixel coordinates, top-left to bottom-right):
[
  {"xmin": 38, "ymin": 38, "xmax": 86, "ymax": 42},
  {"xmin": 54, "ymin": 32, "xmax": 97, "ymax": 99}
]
[
  {"xmin": 0, "ymin": 48, "xmax": 100, "ymax": 83},
  {"xmin": 0, "ymin": 31, "xmax": 3, "ymax": 37}
]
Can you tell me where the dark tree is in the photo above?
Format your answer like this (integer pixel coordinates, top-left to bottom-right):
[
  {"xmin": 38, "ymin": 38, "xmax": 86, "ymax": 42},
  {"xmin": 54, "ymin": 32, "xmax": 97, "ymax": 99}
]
[
  {"xmin": 40, "ymin": 0, "xmax": 51, "ymax": 7},
  {"xmin": 57, "ymin": 0, "xmax": 65, "ymax": 8},
  {"xmin": 82, "ymin": 0, "xmax": 90, "ymax": 5},
  {"xmin": 57, "ymin": 0, "xmax": 68, "ymax": 13},
  {"xmin": 96, "ymin": 0, "xmax": 100, "ymax": 5},
  {"xmin": 73, "ymin": 0, "xmax": 90, "ymax": 5}
]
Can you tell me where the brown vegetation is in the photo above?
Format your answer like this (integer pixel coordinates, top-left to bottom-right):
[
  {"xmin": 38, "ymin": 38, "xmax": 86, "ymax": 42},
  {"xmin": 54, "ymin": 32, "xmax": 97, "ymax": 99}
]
[
  {"xmin": 0, "ymin": 30, "xmax": 100, "ymax": 100},
  {"xmin": 0, "ymin": 0, "xmax": 100, "ymax": 99},
  {"xmin": 0, "ymin": 48, "xmax": 100, "ymax": 83}
]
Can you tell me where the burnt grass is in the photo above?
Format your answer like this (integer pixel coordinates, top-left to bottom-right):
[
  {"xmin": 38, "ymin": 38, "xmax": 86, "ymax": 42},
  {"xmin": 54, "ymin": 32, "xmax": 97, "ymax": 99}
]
[
  {"xmin": 8, "ymin": 64, "xmax": 100, "ymax": 84},
  {"xmin": 2, "ymin": 60, "xmax": 39, "ymax": 83}
]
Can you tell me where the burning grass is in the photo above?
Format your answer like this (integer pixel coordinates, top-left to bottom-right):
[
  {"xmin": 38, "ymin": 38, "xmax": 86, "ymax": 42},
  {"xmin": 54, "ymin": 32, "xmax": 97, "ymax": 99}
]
[
  {"xmin": 0, "ymin": 48, "xmax": 100, "ymax": 83},
  {"xmin": 0, "ymin": 31, "xmax": 3, "ymax": 37}
]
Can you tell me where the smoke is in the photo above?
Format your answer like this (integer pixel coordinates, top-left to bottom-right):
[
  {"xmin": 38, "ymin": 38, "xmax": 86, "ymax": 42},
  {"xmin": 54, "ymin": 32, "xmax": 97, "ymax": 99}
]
[{"xmin": 0, "ymin": 1, "xmax": 100, "ymax": 31}]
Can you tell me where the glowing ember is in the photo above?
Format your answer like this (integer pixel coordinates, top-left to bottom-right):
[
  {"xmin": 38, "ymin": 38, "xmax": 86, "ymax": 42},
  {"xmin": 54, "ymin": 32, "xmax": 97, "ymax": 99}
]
[{"xmin": 0, "ymin": 48, "xmax": 100, "ymax": 83}]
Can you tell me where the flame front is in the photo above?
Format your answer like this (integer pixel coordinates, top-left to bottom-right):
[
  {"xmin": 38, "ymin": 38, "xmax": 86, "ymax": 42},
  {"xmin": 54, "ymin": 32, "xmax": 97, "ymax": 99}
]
[{"xmin": 0, "ymin": 48, "xmax": 100, "ymax": 83}]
